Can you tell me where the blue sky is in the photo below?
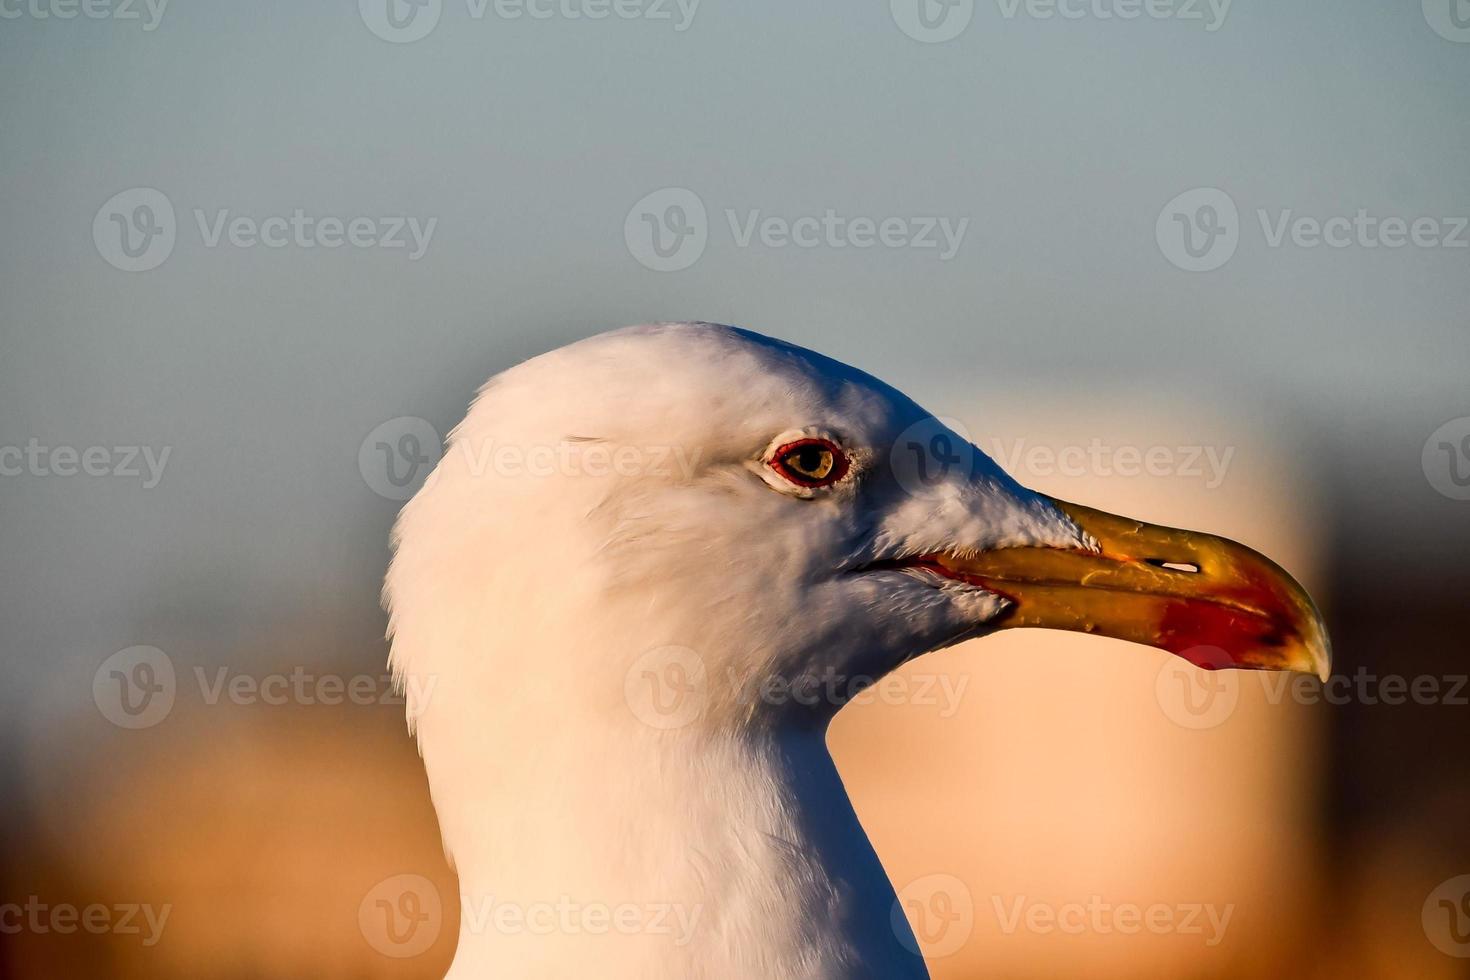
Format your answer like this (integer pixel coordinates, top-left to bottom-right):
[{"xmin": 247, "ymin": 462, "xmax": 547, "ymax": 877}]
[{"xmin": 1, "ymin": 0, "xmax": 1466, "ymax": 715}]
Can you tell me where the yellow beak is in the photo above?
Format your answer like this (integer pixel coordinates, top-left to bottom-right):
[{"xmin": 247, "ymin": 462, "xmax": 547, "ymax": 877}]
[{"xmin": 932, "ymin": 498, "xmax": 1331, "ymax": 681}]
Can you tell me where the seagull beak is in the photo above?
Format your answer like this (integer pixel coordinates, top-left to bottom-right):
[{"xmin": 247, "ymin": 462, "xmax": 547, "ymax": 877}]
[{"xmin": 934, "ymin": 498, "xmax": 1331, "ymax": 681}]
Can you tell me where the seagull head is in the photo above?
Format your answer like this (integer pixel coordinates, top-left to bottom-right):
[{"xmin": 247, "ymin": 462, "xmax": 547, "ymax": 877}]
[
  {"xmin": 387, "ymin": 321, "xmax": 1328, "ymax": 743},
  {"xmin": 384, "ymin": 321, "xmax": 1330, "ymax": 977}
]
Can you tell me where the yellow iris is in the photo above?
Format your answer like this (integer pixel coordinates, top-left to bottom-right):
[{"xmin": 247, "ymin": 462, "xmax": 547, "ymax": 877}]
[{"xmin": 782, "ymin": 444, "xmax": 835, "ymax": 481}]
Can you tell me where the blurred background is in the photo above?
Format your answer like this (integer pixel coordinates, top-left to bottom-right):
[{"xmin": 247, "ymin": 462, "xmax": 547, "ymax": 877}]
[{"xmin": 1, "ymin": 0, "xmax": 1467, "ymax": 976}]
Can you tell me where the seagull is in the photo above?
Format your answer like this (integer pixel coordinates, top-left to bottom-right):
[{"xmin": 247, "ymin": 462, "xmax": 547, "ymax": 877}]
[{"xmin": 384, "ymin": 322, "xmax": 1329, "ymax": 980}]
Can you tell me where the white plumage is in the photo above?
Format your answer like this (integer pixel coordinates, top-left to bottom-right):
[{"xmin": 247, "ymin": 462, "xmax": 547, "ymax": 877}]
[{"xmin": 383, "ymin": 321, "xmax": 1325, "ymax": 978}]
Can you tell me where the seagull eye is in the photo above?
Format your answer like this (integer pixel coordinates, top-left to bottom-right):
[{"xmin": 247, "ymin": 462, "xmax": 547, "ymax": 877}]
[{"xmin": 770, "ymin": 438, "xmax": 849, "ymax": 488}]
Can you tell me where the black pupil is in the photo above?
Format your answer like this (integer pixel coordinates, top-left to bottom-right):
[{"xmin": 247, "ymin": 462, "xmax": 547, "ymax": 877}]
[{"xmin": 794, "ymin": 446, "xmax": 826, "ymax": 473}]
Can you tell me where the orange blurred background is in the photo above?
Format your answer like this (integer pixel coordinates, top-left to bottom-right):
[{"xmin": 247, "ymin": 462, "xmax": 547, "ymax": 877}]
[{"xmin": 5, "ymin": 396, "xmax": 1467, "ymax": 979}]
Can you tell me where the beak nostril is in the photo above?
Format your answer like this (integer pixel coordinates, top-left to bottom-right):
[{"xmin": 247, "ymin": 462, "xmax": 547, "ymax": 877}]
[{"xmin": 1146, "ymin": 559, "xmax": 1201, "ymax": 574}]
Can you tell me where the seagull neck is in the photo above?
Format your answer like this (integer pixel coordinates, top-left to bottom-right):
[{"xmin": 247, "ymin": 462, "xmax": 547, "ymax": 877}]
[{"xmin": 445, "ymin": 719, "xmax": 926, "ymax": 978}]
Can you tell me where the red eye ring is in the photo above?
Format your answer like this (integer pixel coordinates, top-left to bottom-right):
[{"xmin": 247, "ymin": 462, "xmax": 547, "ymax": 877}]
[{"xmin": 769, "ymin": 437, "xmax": 850, "ymax": 488}]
